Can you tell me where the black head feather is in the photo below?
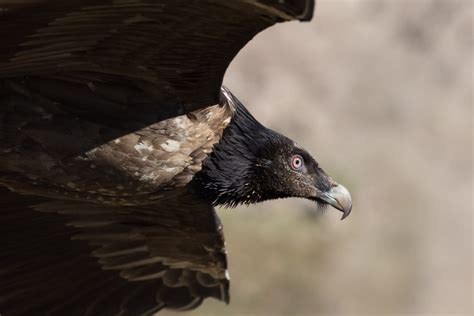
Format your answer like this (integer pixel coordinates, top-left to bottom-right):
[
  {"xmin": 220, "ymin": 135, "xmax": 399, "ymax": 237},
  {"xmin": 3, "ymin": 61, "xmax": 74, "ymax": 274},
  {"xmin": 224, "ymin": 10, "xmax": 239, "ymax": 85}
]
[{"xmin": 191, "ymin": 89, "xmax": 350, "ymax": 217}]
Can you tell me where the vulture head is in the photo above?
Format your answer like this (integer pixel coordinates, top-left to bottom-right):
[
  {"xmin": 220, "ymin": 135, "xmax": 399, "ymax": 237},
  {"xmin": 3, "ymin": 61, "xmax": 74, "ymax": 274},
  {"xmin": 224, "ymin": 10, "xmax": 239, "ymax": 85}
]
[{"xmin": 193, "ymin": 89, "xmax": 352, "ymax": 220}]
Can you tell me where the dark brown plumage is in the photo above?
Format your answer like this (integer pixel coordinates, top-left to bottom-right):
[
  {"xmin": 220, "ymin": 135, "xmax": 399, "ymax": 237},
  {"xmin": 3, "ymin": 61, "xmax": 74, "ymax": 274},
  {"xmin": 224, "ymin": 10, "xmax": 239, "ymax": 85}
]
[{"xmin": 0, "ymin": 1, "xmax": 352, "ymax": 315}]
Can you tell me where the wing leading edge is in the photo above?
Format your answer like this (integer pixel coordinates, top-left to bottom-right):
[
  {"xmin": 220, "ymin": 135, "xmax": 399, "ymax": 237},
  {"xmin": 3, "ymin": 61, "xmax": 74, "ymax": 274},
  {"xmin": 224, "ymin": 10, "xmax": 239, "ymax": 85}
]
[{"xmin": 0, "ymin": 0, "xmax": 315, "ymax": 114}]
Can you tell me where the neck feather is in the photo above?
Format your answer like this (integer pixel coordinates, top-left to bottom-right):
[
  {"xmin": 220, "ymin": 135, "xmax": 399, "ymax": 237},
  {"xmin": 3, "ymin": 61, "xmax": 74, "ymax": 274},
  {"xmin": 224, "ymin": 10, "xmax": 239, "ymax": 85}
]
[{"xmin": 191, "ymin": 89, "xmax": 278, "ymax": 206}]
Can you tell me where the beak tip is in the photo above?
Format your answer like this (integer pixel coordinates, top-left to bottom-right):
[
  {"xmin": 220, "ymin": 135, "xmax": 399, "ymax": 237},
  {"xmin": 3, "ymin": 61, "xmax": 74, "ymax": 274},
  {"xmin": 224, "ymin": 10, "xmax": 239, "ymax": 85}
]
[
  {"xmin": 324, "ymin": 184, "xmax": 352, "ymax": 220},
  {"xmin": 340, "ymin": 203, "xmax": 352, "ymax": 220}
]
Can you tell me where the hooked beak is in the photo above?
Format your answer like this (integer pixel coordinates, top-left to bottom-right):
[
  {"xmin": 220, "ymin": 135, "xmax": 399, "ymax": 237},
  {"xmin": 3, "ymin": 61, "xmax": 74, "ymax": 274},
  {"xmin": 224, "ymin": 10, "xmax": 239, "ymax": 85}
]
[{"xmin": 320, "ymin": 184, "xmax": 352, "ymax": 220}]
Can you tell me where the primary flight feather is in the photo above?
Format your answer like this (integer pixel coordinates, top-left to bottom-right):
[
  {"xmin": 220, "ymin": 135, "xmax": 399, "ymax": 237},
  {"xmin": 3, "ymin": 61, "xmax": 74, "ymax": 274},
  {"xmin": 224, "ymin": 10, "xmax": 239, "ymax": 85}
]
[{"xmin": 0, "ymin": 0, "xmax": 352, "ymax": 315}]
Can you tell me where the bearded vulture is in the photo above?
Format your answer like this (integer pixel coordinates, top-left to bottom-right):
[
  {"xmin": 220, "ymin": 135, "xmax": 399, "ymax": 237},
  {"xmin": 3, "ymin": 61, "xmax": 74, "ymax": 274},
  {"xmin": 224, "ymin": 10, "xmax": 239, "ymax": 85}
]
[{"xmin": 0, "ymin": 0, "xmax": 352, "ymax": 315}]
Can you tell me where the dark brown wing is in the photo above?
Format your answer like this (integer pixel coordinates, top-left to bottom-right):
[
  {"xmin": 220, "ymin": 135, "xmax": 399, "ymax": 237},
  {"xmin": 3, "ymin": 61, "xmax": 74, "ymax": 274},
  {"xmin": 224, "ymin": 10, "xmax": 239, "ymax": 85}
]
[
  {"xmin": 0, "ymin": 187, "xmax": 229, "ymax": 315},
  {"xmin": 0, "ymin": 0, "xmax": 314, "ymax": 114}
]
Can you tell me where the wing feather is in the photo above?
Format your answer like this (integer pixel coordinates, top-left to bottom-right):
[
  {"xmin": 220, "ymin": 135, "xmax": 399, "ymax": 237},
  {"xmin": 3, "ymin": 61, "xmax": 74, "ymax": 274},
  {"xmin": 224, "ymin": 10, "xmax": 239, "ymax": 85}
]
[
  {"xmin": 0, "ymin": 0, "xmax": 315, "ymax": 113},
  {"xmin": 0, "ymin": 188, "xmax": 229, "ymax": 315}
]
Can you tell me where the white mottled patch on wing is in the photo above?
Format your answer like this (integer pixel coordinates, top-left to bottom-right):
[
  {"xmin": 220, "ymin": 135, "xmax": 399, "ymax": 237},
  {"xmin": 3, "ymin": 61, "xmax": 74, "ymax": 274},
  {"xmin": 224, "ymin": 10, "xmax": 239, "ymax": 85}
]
[
  {"xmin": 134, "ymin": 141, "xmax": 154, "ymax": 153},
  {"xmin": 163, "ymin": 167, "xmax": 179, "ymax": 173},
  {"xmin": 174, "ymin": 117, "xmax": 188, "ymax": 129},
  {"xmin": 160, "ymin": 140, "xmax": 180, "ymax": 152},
  {"xmin": 139, "ymin": 172, "xmax": 159, "ymax": 182}
]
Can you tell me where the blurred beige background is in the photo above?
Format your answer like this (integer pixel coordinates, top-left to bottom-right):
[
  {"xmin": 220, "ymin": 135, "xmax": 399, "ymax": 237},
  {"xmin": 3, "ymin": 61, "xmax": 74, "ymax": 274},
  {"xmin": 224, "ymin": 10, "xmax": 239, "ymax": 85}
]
[{"xmin": 164, "ymin": 1, "xmax": 473, "ymax": 315}]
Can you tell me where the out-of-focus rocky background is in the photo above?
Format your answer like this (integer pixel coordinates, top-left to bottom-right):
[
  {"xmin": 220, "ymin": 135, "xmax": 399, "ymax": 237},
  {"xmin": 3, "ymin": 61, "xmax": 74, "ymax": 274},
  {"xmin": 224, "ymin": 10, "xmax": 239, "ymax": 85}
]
[{"xmin": 164, "ymin": 1, "xmax": 473, "ymax": 315}]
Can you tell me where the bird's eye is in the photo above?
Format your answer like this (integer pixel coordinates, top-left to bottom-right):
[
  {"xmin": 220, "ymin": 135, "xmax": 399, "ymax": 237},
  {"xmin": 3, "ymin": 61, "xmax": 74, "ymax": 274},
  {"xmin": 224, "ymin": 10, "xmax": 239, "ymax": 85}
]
[{"xmin": 290, "ymin": 154, "xmax": 304, "ymax": 171}]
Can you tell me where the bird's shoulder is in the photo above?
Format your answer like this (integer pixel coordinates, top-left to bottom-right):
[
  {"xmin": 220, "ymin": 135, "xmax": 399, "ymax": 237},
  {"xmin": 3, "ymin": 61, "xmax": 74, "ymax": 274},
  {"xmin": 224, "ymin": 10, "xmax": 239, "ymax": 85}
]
[{"xmin": 0, "ymin": 97, "xmax": 234, "ymax": 204}]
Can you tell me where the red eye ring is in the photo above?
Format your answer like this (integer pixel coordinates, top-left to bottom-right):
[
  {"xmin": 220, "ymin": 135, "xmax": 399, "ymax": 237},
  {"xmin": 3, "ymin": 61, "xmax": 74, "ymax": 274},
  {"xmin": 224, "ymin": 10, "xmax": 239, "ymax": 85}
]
[{"xmin": 290, "ymin": 154, "xmax": 304, "ymax": 170}]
